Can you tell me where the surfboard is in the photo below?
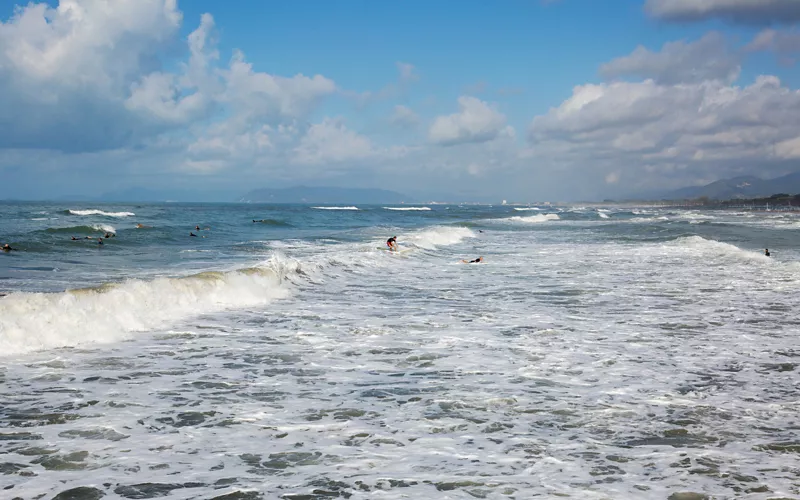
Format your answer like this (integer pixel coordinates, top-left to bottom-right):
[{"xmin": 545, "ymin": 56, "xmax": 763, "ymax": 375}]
[{"xmin": 376, "ymin": 247, "xmax": 412, "ymax": 253}]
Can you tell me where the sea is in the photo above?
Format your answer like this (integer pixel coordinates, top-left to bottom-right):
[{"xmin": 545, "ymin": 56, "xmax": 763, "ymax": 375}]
[{"xmin": 0, "ymin": 201, "xmax": 798, "ymax": 499}]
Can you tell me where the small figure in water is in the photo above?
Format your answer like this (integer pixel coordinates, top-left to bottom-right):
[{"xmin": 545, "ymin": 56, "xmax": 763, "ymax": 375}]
[
  {"xmin": 2, "ymin": 243, "xmax": 16, "ymax": 251},
  {"xmin": 136, "ymin": 223, "xmax": 150, "ymax": 229},
  {"xmin": 71, "ymin": 236, "xmax": 79, "ymax": 240},
  {"xmin": 195, "ymin": 225, "xmax": 200, "ymax": 231},
  {"xmin": 461, "ymin": 256, "xmax": 484, "ymax": 264},
  {"xmin": 765, "ymin": 248, "xmax": 770, "ymax": 257},
  {"xmin": 190, "ymin": 232, "xmax": 197, "ymax": 237},
  {"xmin": 104, "ymin": 232, "xmax": 115, "ymax": 238},
  {"xmin": 97, "ymin": 238, "xmax": 104, "ymax": 245},
  {"xmin": 386, "ymin": 236, "xmax": 398, "ymax": 251}
]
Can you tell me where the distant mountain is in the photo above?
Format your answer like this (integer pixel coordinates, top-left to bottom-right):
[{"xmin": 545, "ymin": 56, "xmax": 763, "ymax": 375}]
[
  {"xmin": 240, "ymin": 186, "xmax": 411, "ymax": 204},
  {"xmin": 662, "ymin": 171, "xmax": 800, "ymax": 200}
]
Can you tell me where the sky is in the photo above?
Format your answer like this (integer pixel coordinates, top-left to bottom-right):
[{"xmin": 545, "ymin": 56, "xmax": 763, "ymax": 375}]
[{"xmin": 1, "ymin": 0, "xmax": 800, "ymax": 202}]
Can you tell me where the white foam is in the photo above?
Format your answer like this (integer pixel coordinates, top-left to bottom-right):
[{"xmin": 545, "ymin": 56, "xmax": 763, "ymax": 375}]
[
  {"xmin": 311, "ymin": 206, "xmax": 359, "ymax": 210},
  {"xmin": 508, "ymin": 213, "xmax": 561, "ymax": 223},
  {"xmin": 383, "ymin": 207, "xmax": 431, "ymax": 211},
  {"xmin": 91, "ymin": 224, "xmax": 116, "ymax": 233},
  {"xmin": 598, "ymin": 212, "xmax": 610, "ymax": 219},
  {"xmin": 513, "ymin": 207, "xmax": 542, "ymax": 211},
  {"xmin": 69, "ymin": 209, "xmax": 135, "ymax": 217},
  {"xmin": 665, "ymin": 235, "xmax": 767, "ymax": 262},
  {"xmin": 404, "ymin": 226, "xmax": 476, "ymax": 249},
  {"xmin": 0, "ymin": 254, "xmax": 296, "ymax": 355}
]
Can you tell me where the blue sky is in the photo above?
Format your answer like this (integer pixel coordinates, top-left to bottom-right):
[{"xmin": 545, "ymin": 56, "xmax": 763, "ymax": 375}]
[{"xmin": 1, "ymin": 0, "xmax": 800, "ymax": 201}]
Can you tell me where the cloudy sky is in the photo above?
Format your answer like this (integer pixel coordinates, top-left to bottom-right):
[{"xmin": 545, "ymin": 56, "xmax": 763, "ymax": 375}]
[{"xmin": 2, "ymin": 0, "xmax": 800, "ymax": 202}]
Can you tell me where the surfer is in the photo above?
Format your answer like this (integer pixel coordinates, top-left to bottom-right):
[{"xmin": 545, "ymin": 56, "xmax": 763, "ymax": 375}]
[
  {"xmin": 387, "ymin": 236, "xmax": 398, "ymax": 251},
  {"xmin": 1, "ymin": 243, "xmax": 16, "ymax": 251},
  {"xmin": 135, "ymin": 223, "xmax": 150, "ymax": 229},
  {"xmin": 765, "ymin": 248, "xmax": 770, "ymax": 257},
  {"xmin": 104, "ymin": 232, "xmax": 115, "ymax": 238},
  {"xmin": 97, "ymin": 238, "xmax": 103, "ymax": 245},
  {"xmin": 190, "ymin": 232, "xmax": 198, "ymax": 237},
  {"xmin": 461, "ymin": 256, "xmax": 484, "ymax": 264}
]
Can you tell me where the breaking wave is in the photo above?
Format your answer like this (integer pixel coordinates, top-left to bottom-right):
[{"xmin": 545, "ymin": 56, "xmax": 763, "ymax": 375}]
[
  {"xmin": 45, "ymin": 224, "xmax": 116, "ymax": 234},
  {"xmin": 0, "ymin": 254, "xmax": 302, "ymax": 355},
  {"xmin": 66, "ymin": 209, "xmax": 135, "ymax": 217},
  {"xmin": 404, "ymin": 226, "xmax": 476, "ymax": 249},
  {"xmin": 383, "ymin": 207, "xmax": 431, "ymax": 211},
  {"xmin": 508, "ymin": 214, "xmax": 561, "ymax": 223}
]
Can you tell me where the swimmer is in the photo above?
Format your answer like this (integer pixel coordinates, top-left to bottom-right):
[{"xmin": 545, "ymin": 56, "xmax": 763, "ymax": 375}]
[
  {"xmin": 97, "ymin": 238, "xmax": 103, "ymax": 245},
  {"xmin": 195, "ymin": 225, "xmax": 200, "ymax": 231},
  {"xmin": 461, "ymin": 256, "xmax": 484, "ymax": 264},
  {"xmin": 190, "ymin": 232, "xmax": 197, "ymax": 237},
  {"xmin": 135, "ymin": 223, "xmax": 151, "ymax": 229},
  {"xmin": 71, "ymin": 236, "xmax": 79, "ymax": 241},
  {"xmin": 104, "ymin": 232, "xmax": 115, "ymax": 239},
  {"xmin": 765, "ymin": 248, "xmax": 770, "ymax": 257},
  {"xmin": 2, "ymin": 243, "xmax": 16, "ymax": 251},
  {"xmin": 387, "ymin": 236, "xmax": 398, "ymax": 251}
]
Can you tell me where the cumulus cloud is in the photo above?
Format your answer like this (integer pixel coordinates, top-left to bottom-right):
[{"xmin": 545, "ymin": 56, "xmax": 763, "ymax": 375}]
[
  {"xmin": 292, "ymin": 119, "xmax": 375, "ymax": 165},
  {"xmin": 529, "ymin": 75, "xmax": 800, "ymax": 190},
  {"xmin": 429, "ymin": 96, "xmax": 510, "ymax": 146},
  {"xmin": 390, "ymin": 105, "xmax": 419, "ymax": 127},
  {"xmin": 0, "ymin": 0, "xmax": 184, "ymax": 151},
  {"xmin": 600, "ymin": 32, "xmax": 741, "ymax": 84},
  {"xmin": 0, "ymin": 0, "xmax": 336, "ymax": 155},
  {"xmin": 645, "ymin": 0, "xmax": 800, "ymax": 25},
  {"xmin": 747, "ymin": 28, "xmax": 800, "ymax": 57}
]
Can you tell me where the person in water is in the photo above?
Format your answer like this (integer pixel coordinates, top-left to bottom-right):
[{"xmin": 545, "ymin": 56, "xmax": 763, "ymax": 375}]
[
  {"xmin": 104, "ymin": 232, "xmax": 115, "ymax": 238},
  {"xmin": 461, "ymin": 256, "xmax": 484, "ymax": 264},
  {"xmin": 2, "ymin": 243, "xmax": 15, "ymax": 251},
  {"xmin": 765, "ymin": 248, "xmax": 770, "ymax": 257},
  {"xmin": 190, "ymin": 232, "xmax": 197, "ymax": 237},
  {"xmin": 387, "ymin": 236, "xmax": 398, "ymax": 251},
  {"xmin": 97, "ymin": 238, "xmax": 103, "ymax": 245}
]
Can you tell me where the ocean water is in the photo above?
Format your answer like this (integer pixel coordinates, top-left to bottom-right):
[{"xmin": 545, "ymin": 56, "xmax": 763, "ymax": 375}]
[{"xmin": 1, "ymin": 201, "xmax": 799, "ymax": 499}]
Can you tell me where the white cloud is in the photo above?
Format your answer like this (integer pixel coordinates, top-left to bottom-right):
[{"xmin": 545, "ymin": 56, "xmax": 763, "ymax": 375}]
[
  {"xmin": 600, "ymin": 32, "xmax": 740, "ymax": 84},
  {"xmin": 429, "ymin": 96, "xmax": 510, "ymax": 146},
  {"xmin": 529, "ymin": 75, "xmax": 800, "ymax": 191},
  {"xmin": 390, "ymin": 105, "xmax": 419, "ymax": 127},
  {"xmin": 0, "ymin": 0, "xmax": 184, "ymax": 151},
  {"xmin": 0, "ymin": 0, "xmax": 337, "ymax": 155},
  {"xmin": 645, "ymin": 0, "xmax": 800, "ymax": 25},
  {"xmin": 396, "ymin": 62, "xmax": 419, "ymax": 83},
  {"xmin": 747, "ymin": 28, "xmax": 800, "ymax": 57},
  {"xmin": 222, "ymin": 51, "xmax": 336, "ymax": 123},
  {"xmin": 292, "ymin": 118, "xmax": 374, "ymax": 165}
]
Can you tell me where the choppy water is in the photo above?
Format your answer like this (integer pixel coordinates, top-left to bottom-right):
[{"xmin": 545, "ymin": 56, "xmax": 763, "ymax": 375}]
[{"xmin": 1, "ymin": 202, "xmax": 799, "ymax": 499}]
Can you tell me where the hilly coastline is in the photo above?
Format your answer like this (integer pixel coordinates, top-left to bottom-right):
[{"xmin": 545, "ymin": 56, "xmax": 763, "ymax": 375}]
[{"xmin": 239, "ymin": 186, "xmax": 412, "ymax": 204}]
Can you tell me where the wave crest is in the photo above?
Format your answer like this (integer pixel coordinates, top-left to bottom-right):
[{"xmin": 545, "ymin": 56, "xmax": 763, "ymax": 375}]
[
  {"xmin": 0, "ymin": 254, "xmax": 295, "ymax": 355},
  {"xmin": 66, "ymin": 209, "xmax": 135, "ymax": 217},
  {"xmin": 508, "ymin": 214, "xmax": 561, "ymax": 223}
]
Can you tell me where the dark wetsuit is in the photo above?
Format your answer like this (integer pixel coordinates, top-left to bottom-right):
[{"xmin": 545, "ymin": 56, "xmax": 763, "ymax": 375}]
[{"xmin": 387, "ymin": 237, "xmax": 397, "ymax": 249}]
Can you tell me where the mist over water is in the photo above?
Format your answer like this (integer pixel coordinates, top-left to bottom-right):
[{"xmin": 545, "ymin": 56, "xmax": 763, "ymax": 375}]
[{"xmin": 1, "ymin": 201, "xmax": 799, "ymax": 499}]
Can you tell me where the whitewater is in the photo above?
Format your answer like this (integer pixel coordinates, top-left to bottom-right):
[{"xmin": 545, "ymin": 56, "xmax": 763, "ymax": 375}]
[{"xmin": 0, "ymin": 201, "xmax": 798, "ymax": 499}]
